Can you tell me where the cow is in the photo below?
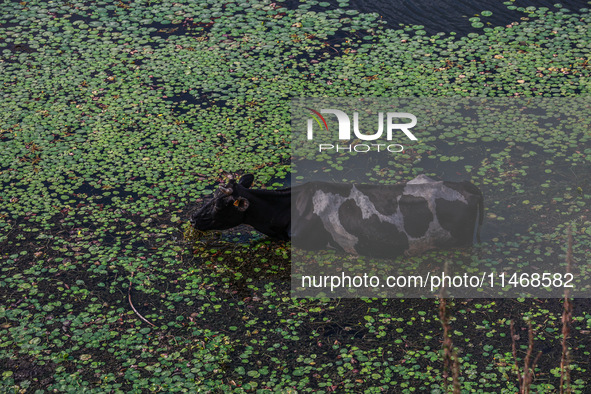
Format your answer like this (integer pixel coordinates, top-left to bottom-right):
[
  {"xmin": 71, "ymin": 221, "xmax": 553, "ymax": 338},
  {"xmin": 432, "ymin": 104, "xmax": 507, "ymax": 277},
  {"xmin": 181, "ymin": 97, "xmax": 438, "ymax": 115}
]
[
  {"xmin": 190, "ymin": 174, "xmax": 291, "ymax": 240},
  {"xmin": 190, "ymin": 174, "xmax": 484, "ymax": 258}
]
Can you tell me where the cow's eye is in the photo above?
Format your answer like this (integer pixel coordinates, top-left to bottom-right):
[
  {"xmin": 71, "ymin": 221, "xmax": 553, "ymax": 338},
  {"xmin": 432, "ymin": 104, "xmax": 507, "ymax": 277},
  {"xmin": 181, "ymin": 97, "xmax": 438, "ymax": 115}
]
[{"xmin": 214, "ymin": 197, "xmax": 228, "ymax": 210}]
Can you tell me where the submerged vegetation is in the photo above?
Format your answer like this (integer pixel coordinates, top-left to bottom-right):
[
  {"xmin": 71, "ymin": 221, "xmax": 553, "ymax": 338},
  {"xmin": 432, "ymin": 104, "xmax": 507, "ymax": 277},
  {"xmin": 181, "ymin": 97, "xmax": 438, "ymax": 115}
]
[{"xmin": 1, "ymin": 0, "xmax": 590, "ymax": 391}]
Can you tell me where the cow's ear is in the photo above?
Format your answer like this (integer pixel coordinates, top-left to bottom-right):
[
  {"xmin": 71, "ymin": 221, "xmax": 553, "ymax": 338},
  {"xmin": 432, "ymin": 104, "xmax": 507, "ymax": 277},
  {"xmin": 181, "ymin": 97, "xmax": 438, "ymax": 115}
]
[
  {"xmin": 233, "ymin": 197, "xmax": 250, "ymax": 212},
  {"xmin": 239, "ymin": 174, "xmax": 254, "ymax": 189}
]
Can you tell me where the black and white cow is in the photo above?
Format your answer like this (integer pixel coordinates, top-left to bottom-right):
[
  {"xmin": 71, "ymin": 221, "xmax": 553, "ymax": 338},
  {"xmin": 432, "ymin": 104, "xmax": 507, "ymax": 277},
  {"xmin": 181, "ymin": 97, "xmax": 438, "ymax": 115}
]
[{"xmin": 190, "ymin": 174, "xmax": 483, "ymax": 258}]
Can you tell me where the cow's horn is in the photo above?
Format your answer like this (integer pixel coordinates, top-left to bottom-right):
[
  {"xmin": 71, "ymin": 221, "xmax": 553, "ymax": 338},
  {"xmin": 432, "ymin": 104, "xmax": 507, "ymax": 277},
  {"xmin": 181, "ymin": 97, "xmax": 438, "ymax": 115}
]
[{"xmin": 219, "ymin": 186, "xmax": 232, "ymax": 195}]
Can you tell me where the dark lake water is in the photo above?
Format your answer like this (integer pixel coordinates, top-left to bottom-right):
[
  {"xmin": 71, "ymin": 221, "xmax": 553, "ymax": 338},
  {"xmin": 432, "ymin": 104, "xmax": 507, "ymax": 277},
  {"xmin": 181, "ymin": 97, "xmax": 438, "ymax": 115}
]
[{"xmin": 291, "ymin": 0, "xmax": 591, "ymax": 35}]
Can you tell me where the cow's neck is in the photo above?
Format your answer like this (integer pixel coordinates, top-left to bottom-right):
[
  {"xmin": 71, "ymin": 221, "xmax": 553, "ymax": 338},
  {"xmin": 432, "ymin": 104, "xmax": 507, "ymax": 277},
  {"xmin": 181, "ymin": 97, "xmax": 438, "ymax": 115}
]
[{"xmin": 242, "ymin": 188, "xmax": 291, "ymax": 239}]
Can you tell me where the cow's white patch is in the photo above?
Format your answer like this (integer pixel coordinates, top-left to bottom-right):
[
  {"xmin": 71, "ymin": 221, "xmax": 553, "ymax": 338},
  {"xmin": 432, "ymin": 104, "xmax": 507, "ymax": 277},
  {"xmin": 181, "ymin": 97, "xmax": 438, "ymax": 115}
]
[
  {"xmin": 349, "ymin": 186, "xmax": 403, "ymax": 227},
  {"xmin": 403, "ymin": 180, "xmax": 467, "ymax": 204},
  {"xmin": 311, "ymin": 177, "xmax": 474, "ymax": 256},
  {"xmin": 400, "ymin": 177, "xmax": 463, "ymax": 253},
  {"xmin": 407, "ymin": 174, "xmax": 435, "ymax": 184},
  {"xmin": 350, "ymin": 186, "xmax": 381, "ymax": 220},
  {"xmin": 313, "ymin": 190, "xmax": 359, "ymax": 254},
  {"xmin": 312, "ymin": 190, "xmax": 330, "ymax": 214}
]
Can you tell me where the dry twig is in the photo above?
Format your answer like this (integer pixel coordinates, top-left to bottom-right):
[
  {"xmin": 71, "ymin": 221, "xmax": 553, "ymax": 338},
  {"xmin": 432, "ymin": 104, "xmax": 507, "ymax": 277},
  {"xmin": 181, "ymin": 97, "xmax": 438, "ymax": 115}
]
[{"xmin": 128, "ymin": 273, "xmax": 156, "ymax": 328}]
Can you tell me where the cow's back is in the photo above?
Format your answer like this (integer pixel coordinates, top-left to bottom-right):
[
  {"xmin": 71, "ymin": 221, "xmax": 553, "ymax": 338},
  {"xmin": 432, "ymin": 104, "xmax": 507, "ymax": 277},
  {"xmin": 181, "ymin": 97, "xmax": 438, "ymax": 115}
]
[{"xmin": 291, "ymin": 177, "xmax": 483, "ymax": 258}]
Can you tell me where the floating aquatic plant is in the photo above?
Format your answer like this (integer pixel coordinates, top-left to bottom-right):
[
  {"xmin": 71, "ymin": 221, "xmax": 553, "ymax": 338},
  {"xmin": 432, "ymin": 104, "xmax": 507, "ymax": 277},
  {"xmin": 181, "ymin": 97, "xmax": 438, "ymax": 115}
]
[{"xmin": 1, "ymin": 0, "xmax": 591, "ymax": 391}]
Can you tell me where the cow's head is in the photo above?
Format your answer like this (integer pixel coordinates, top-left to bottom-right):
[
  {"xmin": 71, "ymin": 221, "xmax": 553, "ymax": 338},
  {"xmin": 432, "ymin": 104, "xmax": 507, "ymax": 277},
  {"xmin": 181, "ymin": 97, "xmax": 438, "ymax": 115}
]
[{"xmin": 190, "ymin": 174, "xmax": 254, "ymax": 231}]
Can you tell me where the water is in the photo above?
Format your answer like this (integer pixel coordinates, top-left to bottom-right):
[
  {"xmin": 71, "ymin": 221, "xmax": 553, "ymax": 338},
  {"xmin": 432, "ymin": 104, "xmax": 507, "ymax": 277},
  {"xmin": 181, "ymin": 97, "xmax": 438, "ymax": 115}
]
[
  {"xmin": 285, "ymin": 0, "xmax": 591, "ymax": 36},
  {"xmin": 350, "ymin": 0, "xmax": 591, "ymax": 35}
]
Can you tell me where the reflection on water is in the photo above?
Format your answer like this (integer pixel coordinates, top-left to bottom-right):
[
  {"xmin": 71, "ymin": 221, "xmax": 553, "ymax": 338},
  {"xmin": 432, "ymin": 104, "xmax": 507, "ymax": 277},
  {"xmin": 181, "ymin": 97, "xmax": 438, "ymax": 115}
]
[
  {"xmin": 348, "ymin": 0, "xmax": 591, "ymax": 35},
  {"xmin": 284, "ymin": 0, "xmax": 591, "ymax": 36}
]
